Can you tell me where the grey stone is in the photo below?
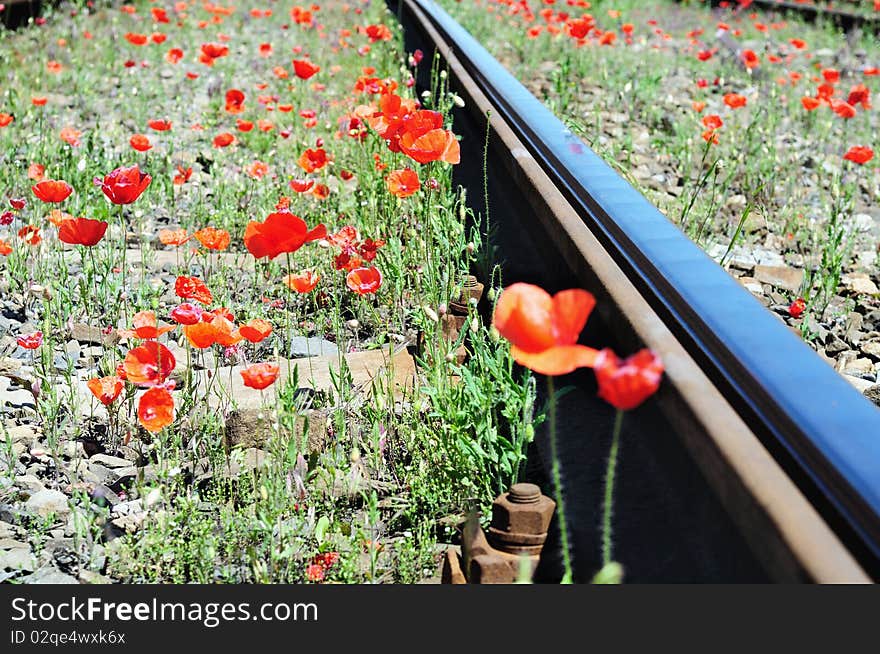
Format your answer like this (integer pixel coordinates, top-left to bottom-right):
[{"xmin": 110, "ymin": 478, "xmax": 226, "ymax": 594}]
[
  {"xmin": 288, "ymin": 336, "xmax": 339, "ymax": 358},
  {"xmin": 14, "ymin": 475, "xmax": 45, "ymax": 496},
  {"xmin": 25, "ymin": 489, "xmax": 70, "ymax": 518},
  {"xmin": 0, "ymin": 547, "xmax": 35, "ymax": 572},
  {"xmin": 6, "ymin": 425, "xmax": 39, "ymax": 444},
  {"xmin": 88, "ymin": 463, "xmax": 137, "ymax": 490},
  {"xmin": 24, "ymin": 565, "xmax": 79, "ymax": 584},
  {"xmin": 861, "ymin": 342, "xmax": 880, "ymax": 362},
  {"xmin": 753, "ymin": 265, "xmax": 804, "ymax": 293},
  {"xmin": 1, "ymin": 388, "xmax": 36, "ymax": 410},
  {"xmin": 842, "ymin": 358, "xmax": 876, "ymax": 379},
  {"xmin": 110, "ymin": 512, "xmax": 146, "ymax": 534},
  {"xmin": 863, "ymin": 385, "xmax": 880, "ymax": 407},
  {"xmin": 89, "ymin": 454, "xmax": 133, "ymax": 469},
  {"xmin": 845, "ymin": 313, "xmax": 864, "ymax": 344}
]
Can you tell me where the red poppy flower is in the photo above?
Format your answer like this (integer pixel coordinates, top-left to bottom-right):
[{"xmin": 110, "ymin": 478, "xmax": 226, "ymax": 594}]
[
  {"xmin": 17, "ymin": 331, "xmax": 43, "ymax": 350},
  {"xmin": 240, "ymin": 362, "xmax": 280, "ymax": 390},
  {"xmin": 183, "ymin": 314, "xmax": 241, "ymax": 349},
  {"xmin": 285, "ymin": 269, "xmax": 320, "ymax": 293},
  {"xmin": 385, "ymin": 168, "xmax": 420, "ymax": 197},
  {"xmin": 27, "ymin": 164, "xmax": 45, "ymax": 181},
  {"xmin": 138, "ymin": 386, "xmax": 174, "ymax": 433},
  {"xmin": 123, "ymin": 342, "xmax": 176, "ymax": 386},
  {"xmin": 87, "ymin": 376, "xmax": 124, "ymax": 406},
  {"xmin": 846, "ymin": 84, "xmax": 871, "ymax": 110},
  {"xmin": 741, "ymin": 49, "xmax": 760, "ymax": 69},
  {"xmin": 213, "ymin": 132, "xmax": 235, "ymax": 148},
  {"xmin": 95, "ymin": 165, "xmax": 152, "ymax": 205},
  {"xmin": 364, "ymin": 24, "xmax": 392, "ymax": 42},
  {"xmin": 173, "ymin": 166, "xmax": 193, "ymax": 185},
  {"xmin": 594, "ymin": 348, "xmax": 664, "ymax": 411},
  {"xmin": 166, "ymin": 47, "xmax": 184, "ymax": 64},
  {"xmin": 346, "ymin": 266, "xmax": 382, "ymax": 295},
  {"xmin": 119, "ymin": 310, "xmax": 175, "ymax": 340},
  {"xmin": 148, "ymin": 119, "xmax": 172, "ymax": 131},
  {"xmin": 236, "ymin": 119, "xmax": 254, "ymax": 132},
  {"xmin": 183, "ymin": 322, "xmax": 218, "ymax": 349},
  {"xmin": 152, "ymin": 7, "xmax": 170, "ymax": 23},
  {"xmin": 125, "ymin": 32, "xmax": 148, "ymax": 46},
  {"xmin": 399, "ymin": 129, "xmax": 460, "ymax": 165},
  {"xmin": 723, "ymin": 93, "xmax": 747, "ymax": 108},
  {"xmin": 831, "ymin": 99, "xmax": 857, "ymax": 119},
  {"xmin": 843, "ymin": 146, "xmax": 874, "ymax": 165},
  {"xmin": 306, "ymin": 563, "xmax": 325, "ymax": 582},
  {"xmin": 298, "ymin": 148, "xmax": 329, "ymax": 172},
  {"xmin": 60, "ymin": 126, "xmax": 83, "ymax": 147},
  {"xmin": 492, "ymin": 283, "xmax": 599, "ymax": 376},
  {"xmin": 18, "ymin": 225, "xmax": 41, "ymax": 246},
  {"xmin": 0, "ymin": 239, "xmax": 12, "ymax": 256},
  {"xmin": 31, "ymin": 97, "xmax": 47, "ymax": 107},
  {"xmin": 788, "ymin": 297, "xmax": 806, "ymax": 318},
  {"xmin": 170, "ymin": 303, "xmax": 203, "ymax": 325},
  {"xmin": 57, "ymin": 217, "xmax": 108, "ymax": 247},
  {"xmin": 801, "ymin": 96, "xmax": 821, "ymax": 111},
  {"xmin": 159, "ymin": 228, "xmax": 189, "ymax": 246},
  {"xmin": 175, "ymin": 275, "xmax": 213, "ymax": 305},
  {"xmin": 701, "ymin": 114, "xmax": 723, "ymax": 130},
  {"xmin": 246, "ymin": 161, "xmax": 270, "ymax": 179},
  {"xmin": 293, "ymin": 59, "xmax": 320, "ymax": 79},
  {"xmin": 816, "ymin": 83, "xmax": 835, "ymax": 102},
  {"xmin": 31, "ymin": 179, "xmax": 73, "ymax": 203},
  {"xmin": 0, "ymin": 113, "xmax": 13, "ymax": 128},
  {"xmin": 130, "ymin": 134, "xmax": 152, "ymax": 152},
  {"xmin": 193, "ymin": 226, "xmax": 230, "ymax": 251},
  {"xmin": 289, "ymin": 179, "xmax": 315, "ymax": 193},
  {"xmin": 239, "ymin": 319, "xmax": 273, "ymax": 343},
  {"xmin": 243, "ymin": 211, "xmax": 326, "ymax": 260},
  {"xmin": 822, "ymin": 68, "xmax": 839, "ymax": 84},
  {"xmin": 200, "ymin": 42, "xmax": 229, "ymax": 60},
  {"xmin": 225, "ymin": 89, "xmax": 245, "ymax": 113}
]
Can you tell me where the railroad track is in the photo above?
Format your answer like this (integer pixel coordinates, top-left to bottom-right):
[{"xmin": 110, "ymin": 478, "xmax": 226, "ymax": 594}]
[
  {"xmin": 0, "ymin": 0, "xmax": 43, "ymax": 30},
  {"xmin": 686, "ymin": 0, "xmax": 880, "ymax": 34},
  {"xmin": 392, "ymin": 0, "xmax": 880, "ymax": 582}
]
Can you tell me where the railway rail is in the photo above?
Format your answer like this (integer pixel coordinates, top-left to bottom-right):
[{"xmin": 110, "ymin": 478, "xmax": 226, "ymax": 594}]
[
  {"xmin": 392, "ymin": 0, "xmax": 880, "ymax": 582},
  {"xmin": 688, "ymin": 0, "xmax": 880, "ymax": 34}
]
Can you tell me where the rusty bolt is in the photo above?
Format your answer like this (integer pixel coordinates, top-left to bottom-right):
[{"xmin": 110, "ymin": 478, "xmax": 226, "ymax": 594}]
[{"xmin": 487, "ymin": 483, "xmax": 556, "ymax": 555}]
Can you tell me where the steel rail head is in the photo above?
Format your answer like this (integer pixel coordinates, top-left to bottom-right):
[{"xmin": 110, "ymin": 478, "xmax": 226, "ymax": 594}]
[{"xmin": 402, "ymin": 0, "xmax": 880, "ymax": 575}]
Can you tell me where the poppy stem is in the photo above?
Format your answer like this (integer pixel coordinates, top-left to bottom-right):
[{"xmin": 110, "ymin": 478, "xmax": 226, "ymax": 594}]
[
  {"xmin": 546, "ymin": 375, "xmax": 573, "ymax": 584},
  {"xmin": 118, "ymin": 205, "xmax": 128, "ymax": 322},
  {"xmin": 601, "ymin": 408, "xmax": 624, "ymax": 567}
]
